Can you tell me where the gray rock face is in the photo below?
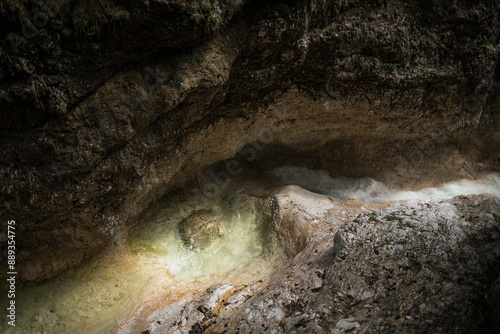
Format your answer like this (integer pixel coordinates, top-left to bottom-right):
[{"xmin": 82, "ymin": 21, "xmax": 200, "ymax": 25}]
[
  {"xmin": 270, "ymin": 185, "xmax": 392, "ymax": 258},
  {"xmin": 124, "ymin": 190, "xmax": 500, "ymax": 334},
  {"xmin": 180, "ymin": 209, "xmax": 222, "ymax": 250}
]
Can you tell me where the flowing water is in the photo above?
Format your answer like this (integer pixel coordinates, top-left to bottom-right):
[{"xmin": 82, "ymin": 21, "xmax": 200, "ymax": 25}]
[
  {"xmin": 2, "ymin": 168, "xmax": 500, "ymax": 333},
  {"xmin": 0, "ymin": 180, "xmax": 280, "ymax": 334},
  {"xmin": 269, "ymin": 166, "xmax": 500, "ymax": 202}
]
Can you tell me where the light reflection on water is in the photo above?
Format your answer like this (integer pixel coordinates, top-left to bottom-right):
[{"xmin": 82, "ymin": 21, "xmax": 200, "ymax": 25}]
[
  {"xmin": 3, "ymin": 167, "xmax": 499, "ymax": 333},
  {"xmin": 0, "ymin": 182, "xmax": 279, "ymax": 334},
  {"xmin": 270, "ymin": 166, "xmax": 500, "ymax": 202}
]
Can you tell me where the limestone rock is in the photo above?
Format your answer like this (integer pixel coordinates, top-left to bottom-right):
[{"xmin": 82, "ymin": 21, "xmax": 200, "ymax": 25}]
[
  {"xmin": 271, "ymin": 185, "xmax": 394, "ymax": 257},
  {"xmin": 127, "ymin": 193, "xmax": 500, "ymax": 333},
  {"xmin": 335, "ymin": 317, "xmax": 360, "ymax": 332},
  {"xmin": 180, "ymin": 209, "xmax": 222, "ymax": 250}
]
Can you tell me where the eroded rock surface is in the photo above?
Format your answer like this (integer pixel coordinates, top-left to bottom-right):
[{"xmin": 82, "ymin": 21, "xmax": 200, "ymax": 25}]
[
  {"xmin": 125, "ymin": 191, "xmax": 500, "ymax": 334},
  {"xmin": 180, "ymin": 209, "xmax": 222, "ymax": 250},
  {"xmin": 270, "ymin": 185, "xmax": 394, "ymax": 257}
]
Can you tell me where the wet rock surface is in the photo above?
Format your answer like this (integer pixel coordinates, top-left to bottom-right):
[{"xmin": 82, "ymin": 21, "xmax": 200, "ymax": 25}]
[
  {"xmin": 270, "ymin": 185, "xmax": 394, "ymax": 258},
  {"xmin": 180, "ymin": 209, "xmax": 222, "ymax": 250},
  {"xmin": 124, "ymin": 190, "xmax": 500, "ymax": 334}
]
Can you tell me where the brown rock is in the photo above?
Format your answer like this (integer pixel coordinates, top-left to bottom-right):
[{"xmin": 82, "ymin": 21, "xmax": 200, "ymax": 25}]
[{"xmin": 180, "ymin": 209, "xmax": 222, "ymax": 250}]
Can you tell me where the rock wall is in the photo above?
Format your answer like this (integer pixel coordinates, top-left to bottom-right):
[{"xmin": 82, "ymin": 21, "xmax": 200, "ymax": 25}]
[{"xmin": 0, "ymin": 0, "xmax": 499, "ymax": 280}]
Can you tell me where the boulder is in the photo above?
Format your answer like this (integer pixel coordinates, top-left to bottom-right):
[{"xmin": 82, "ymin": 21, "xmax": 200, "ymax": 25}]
[{"xmin": 180, "ymin": 209, "xmax": 222, "ymax": 250}]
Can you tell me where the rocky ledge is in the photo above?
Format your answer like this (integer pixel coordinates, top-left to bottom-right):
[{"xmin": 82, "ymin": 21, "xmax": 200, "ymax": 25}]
[{"xmin": 116, "ymin": 188, "xmax": 500, "ymax": 334}]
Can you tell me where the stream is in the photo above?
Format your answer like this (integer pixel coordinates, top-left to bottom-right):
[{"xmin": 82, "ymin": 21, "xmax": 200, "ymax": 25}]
[{"xmin": 2, "ymin": 167, "xmax": 500, "ymax": 333}]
